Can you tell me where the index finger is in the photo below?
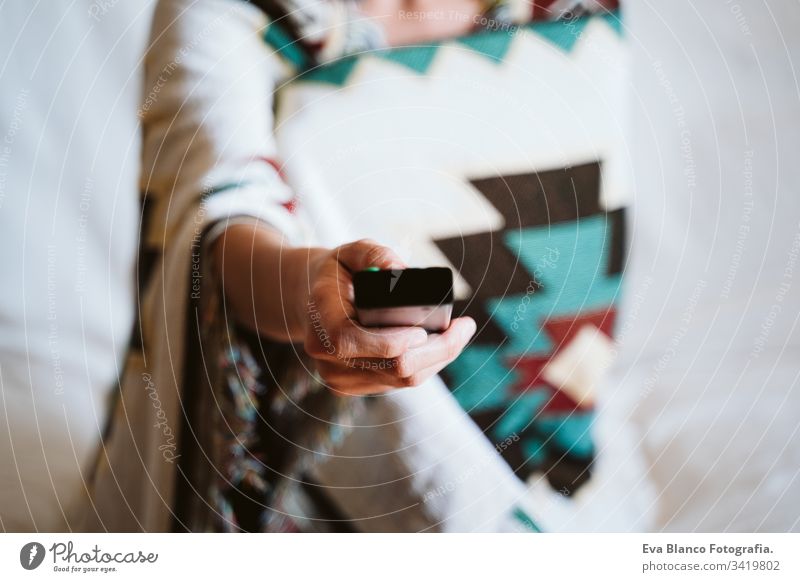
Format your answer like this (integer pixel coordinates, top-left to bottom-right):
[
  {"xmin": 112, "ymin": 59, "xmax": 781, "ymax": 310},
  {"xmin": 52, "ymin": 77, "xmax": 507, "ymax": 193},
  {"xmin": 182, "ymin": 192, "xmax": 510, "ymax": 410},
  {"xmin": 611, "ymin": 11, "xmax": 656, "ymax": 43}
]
[
  {"xmin": 335, "ymin": 239, "xmax": 407, "ymax": 273},
  {"xmin": 332, "ymin": 321, "xmax": 429, "ymax": 360}
]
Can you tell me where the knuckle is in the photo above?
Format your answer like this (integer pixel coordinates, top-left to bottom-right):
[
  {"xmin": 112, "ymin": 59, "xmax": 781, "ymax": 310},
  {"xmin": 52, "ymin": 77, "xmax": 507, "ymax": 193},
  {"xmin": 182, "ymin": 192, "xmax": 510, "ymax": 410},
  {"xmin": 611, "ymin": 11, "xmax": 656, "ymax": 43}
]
[
  {"xmin": 353, "ymin": 238, "xmax": 378, "ymax": 249},
  {"xmin": 363, "ymin": 245, "xmax": 390, "ymax": 268},
  {"xmin": 393, "ymin": 354, "xmax": 413, "ymax": 378},
  {"xmin": 340, "ymin": 239, "xmax": 375, "ymax": 260},
  {"xmin": 445, "ymin": 335, "xmax": 462, "ymax": 361},
  {"xmin": 308, "ymin": 282, "xmax": 326, "ymax": 303},
  {"xmin": 399, "ymin": 375, "xmax": 419, "ymax": 388},
  {"xmin": 306, "ymin": 320, "xmax": 337, "ymax": 358},
  {"xmin": 373, "ymin": 339, "xmax": 396, "ymax": 360},
  {"xmin": 332, "ymin": 329, "xmax": 355, "ymax": 357}
]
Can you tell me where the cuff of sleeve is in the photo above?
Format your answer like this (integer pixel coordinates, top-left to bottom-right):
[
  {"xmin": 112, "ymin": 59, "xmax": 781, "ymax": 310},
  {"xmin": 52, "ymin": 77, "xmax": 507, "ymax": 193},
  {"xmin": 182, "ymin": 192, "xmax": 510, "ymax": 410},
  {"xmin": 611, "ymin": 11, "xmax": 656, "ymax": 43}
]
[{"xmin": 200, "ymin": 184, "xmax": 303, "ymax": 247}]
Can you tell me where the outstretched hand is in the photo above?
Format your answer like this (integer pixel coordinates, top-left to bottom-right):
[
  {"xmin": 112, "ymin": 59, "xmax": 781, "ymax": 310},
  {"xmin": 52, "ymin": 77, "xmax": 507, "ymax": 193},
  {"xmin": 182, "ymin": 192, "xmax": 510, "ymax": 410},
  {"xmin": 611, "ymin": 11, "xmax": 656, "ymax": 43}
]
[
  {"xmin": 303, "ymin": 239, "xmax": 476, "ymax": 395},
  {"xmin": 213, "ymin": 226, "xmax": 475, "ymax": 396}
]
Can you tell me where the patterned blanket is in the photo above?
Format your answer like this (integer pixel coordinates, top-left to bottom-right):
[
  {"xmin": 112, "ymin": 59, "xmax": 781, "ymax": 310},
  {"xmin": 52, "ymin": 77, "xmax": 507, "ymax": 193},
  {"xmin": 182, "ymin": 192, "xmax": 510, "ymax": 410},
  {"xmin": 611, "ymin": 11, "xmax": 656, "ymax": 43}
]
[
  {"xmin": 276, "ymin": 9, "xmax": 628, "ymax": 497},
  {"xmin": 86, "ymin": 0, "xmax": 625, "ymax": 532}
]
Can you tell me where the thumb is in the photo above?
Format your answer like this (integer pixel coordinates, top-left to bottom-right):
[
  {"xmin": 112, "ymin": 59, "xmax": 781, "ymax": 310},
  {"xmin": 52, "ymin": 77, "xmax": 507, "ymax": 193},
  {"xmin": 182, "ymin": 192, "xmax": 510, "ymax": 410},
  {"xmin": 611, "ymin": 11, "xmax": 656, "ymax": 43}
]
[{"xmin": 335, "ymin": 239, "xmax": 408, "ymax": 273}]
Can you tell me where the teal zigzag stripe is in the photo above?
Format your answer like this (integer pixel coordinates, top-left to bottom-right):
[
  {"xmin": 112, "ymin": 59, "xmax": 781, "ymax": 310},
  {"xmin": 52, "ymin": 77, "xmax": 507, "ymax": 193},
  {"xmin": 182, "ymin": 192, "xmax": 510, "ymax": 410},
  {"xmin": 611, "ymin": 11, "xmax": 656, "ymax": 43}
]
[
  {"xmin": 299, "ymin": 11, "xmax": 622, "ymax": 86},
  {"xmin": 456, "ymin": 30, "xmax": 516, "ymax": 63},
  {"xmin": 374, "ymin": 44, "xmax": 440, "ymax": 74},
  {"xmin": 449, "ymin": 214, "xmax": 622, "ymax": 416},
  {"xmin": 264, "ymin": 22, "xmax": 310, "ymax": 70}
]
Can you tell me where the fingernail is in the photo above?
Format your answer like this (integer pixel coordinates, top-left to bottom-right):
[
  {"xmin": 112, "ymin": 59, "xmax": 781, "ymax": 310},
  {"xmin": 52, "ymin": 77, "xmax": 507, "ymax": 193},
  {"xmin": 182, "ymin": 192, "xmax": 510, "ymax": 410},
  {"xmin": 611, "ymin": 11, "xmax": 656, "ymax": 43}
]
[{"xmin": 463, "ymin": 319, "xmax": 477, "ymax": 339}]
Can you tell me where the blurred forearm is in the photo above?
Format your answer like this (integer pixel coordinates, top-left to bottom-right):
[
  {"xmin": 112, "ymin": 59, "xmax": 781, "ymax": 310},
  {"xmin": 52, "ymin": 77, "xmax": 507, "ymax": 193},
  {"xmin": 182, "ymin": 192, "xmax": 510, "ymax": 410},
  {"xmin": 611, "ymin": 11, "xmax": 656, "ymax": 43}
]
[{"xmin": 210, "ymin": 223, "xmax": 326, "ymax": 342}]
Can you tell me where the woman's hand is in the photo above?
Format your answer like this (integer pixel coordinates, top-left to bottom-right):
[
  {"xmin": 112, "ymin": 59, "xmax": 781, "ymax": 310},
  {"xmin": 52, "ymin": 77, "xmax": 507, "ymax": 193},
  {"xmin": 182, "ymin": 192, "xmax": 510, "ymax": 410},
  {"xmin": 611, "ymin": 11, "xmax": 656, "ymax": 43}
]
[
  {"xmin": 211, "ymin": 224, "xmax": 476, "ymax": 395},
  {"xmin": 303, "ymin": 239, "xmax": 477, "ymax": 395}
]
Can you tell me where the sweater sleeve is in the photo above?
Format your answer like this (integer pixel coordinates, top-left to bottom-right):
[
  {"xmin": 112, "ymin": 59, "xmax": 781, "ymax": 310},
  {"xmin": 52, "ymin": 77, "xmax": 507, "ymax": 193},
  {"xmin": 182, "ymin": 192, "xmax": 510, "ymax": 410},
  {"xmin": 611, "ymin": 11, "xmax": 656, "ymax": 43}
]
[{"xmin": 140, "ymin": 0, "xmax": 301, "ymax": 246}]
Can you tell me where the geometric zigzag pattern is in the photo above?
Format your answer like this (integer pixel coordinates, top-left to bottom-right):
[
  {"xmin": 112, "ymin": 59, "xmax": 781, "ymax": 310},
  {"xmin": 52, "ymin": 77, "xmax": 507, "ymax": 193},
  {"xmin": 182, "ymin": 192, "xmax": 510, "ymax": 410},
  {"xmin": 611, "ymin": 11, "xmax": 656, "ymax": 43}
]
[
  {"xmin": 284, "ymin": 11, "xmax": 626, "ymax": 495},
  {"xmin": 297, "ymin": 11, "xmax": 623, "ymax": 85},
  {"xmin": 437, "ymin": 163, "xmax": 625, "ymax": 494}
]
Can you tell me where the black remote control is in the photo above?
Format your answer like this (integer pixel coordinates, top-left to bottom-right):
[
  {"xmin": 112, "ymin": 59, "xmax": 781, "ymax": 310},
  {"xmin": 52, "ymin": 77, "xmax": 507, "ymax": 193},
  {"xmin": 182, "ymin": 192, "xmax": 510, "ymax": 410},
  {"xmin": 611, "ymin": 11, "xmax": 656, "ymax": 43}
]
[{"xmin": 353, "ymin": 267, "xmax": 454, "ymax": 332}]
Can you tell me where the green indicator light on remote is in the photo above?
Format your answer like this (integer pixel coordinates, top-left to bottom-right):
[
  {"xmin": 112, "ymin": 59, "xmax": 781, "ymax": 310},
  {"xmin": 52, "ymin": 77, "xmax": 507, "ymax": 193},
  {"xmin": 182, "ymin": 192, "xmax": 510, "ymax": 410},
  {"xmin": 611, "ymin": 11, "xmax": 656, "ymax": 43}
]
[{"xmin": 365, "ymin": 266, "xmax": 380, "ymax": 272}]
